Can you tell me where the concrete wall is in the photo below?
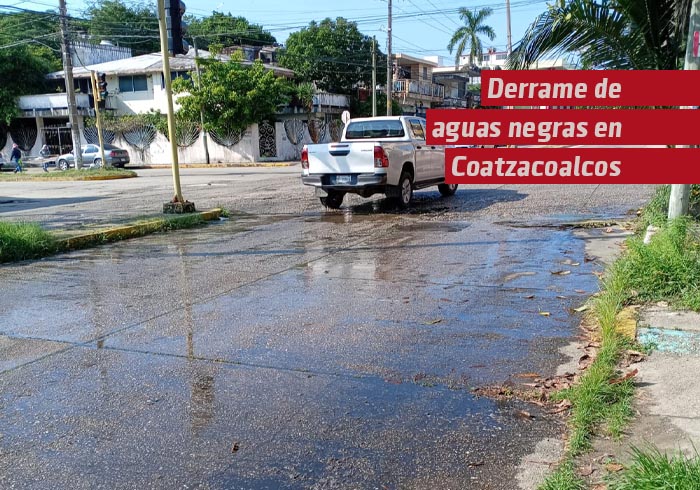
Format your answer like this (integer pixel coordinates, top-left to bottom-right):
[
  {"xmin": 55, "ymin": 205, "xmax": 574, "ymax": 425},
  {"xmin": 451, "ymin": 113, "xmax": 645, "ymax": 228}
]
[{"xmin": 0, "ymin": 118, "xmax": 326, "ymax": 165}]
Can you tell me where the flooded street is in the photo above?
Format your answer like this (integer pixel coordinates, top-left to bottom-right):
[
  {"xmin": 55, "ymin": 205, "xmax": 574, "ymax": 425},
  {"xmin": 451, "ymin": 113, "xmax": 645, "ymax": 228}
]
[{"xmin": 0, "ymin": 170, "xmax": 656, "ymax": 488}]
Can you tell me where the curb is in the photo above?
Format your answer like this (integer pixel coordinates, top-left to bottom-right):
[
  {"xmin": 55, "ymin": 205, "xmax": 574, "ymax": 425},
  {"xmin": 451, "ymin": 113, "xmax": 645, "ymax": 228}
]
[
  {"xmin": 132, "ymin": 162, "xmax": 298, "ymax": 169},
  {"xmin": 58, "ymin": 208, "xmax": 223, "ymax": 251}
]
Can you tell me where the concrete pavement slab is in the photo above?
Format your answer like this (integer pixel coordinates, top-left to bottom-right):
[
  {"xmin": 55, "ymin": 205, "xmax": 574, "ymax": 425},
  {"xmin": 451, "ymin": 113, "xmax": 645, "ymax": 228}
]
[
  {"xmin": 0, "ymin": 346, "xmax": 561, "ymax": 490},
  {"xmin": 0, "ymin": 335, "xmax": 72, "ymax": 372}
]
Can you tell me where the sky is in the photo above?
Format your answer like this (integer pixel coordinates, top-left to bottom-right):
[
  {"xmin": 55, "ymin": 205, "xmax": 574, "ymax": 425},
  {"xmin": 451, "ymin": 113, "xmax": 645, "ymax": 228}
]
[{"xmin": 9, "ymin": 0, "xmax": 552, "ymax": 64}]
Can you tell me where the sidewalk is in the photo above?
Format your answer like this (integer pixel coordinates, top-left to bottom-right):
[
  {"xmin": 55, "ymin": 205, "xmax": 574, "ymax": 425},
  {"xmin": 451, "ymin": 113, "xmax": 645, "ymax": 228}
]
[
  {"xmin": 132, "ymin": 161, "xmax": 298, "ymax": 169},
  {"xmin": 575, "ymin": 229, "xmax": 700, "ymax": 483},
  {"xmin": 1, "ymin": 161, "xmax": 298, "ymax": 172}
]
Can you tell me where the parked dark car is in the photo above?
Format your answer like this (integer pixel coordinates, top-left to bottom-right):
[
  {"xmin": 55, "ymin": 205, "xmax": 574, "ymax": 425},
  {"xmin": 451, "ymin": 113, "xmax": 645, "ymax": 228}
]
[{"xmin": 56, "ymin": 144, "xmax": 130, "ymax": 170}]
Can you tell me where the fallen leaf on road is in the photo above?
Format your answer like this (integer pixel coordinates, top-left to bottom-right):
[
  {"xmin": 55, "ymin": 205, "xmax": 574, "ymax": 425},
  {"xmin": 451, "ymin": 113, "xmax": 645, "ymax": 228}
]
[
  {"xmin": 610, "ymin": 368, "xmax": 638, "ymax": 384},
  {"xmin": 424, "ymin": 319, "xmax": 443, "ymax": 325},
  {"xmin": 515, "ymin": 410, "xmax": 533, "ymax": 419},
  {"xmin": 574, "ymin": 305, "xmax": 589, "ymax": 312},
  {"xmin": 523, "ymin": 294, "xmax": 535, "ymax": 299},
  {"xmin": 231, "ymin": 442, "xmax": 240, "ymax": 453},
  {"xmin": 571, "ymin": 262, "xmax": 581, "ymax": 266},
  {"xmin": 578, "ymin": 354, "xmax": 592, "ymax": 369},
  {"xmin": 579, "ymin": 465, "xmax": 595, "ymax": 476},
  {"xmin": 549, "ymin": 399, "xmax": 572, "ymax": 414},
  {"xmin": 468, "ymin": 461, "xmax": 485, "ymax": 467},
  {"xmin": 515, "ymin": 372, "xmax": 541, "ymax": 379},
  {"xmin": 551, "ymin": 270, "xmax": 572, "ymax": 275},
  {"xmin": 556, "ymin": 295, "xmax": 567, "ymax": 299},
  {"xmin": 539, "ymin": 311, "xmax": 551, "ymax": 317},
  {"xmin": 604, "ymin": 227, "xmax": 614, "ymax": 233},
  {"xmin": 605, "ymin": 462, "xmax": 624, "ymax": 472},
  {"xmin": 575, "ymin": 289, "xmax": 587, "ymax": 294},
  {"xmin": 625, "ymin": 350, "xmax": 645, "ymax": 364}
]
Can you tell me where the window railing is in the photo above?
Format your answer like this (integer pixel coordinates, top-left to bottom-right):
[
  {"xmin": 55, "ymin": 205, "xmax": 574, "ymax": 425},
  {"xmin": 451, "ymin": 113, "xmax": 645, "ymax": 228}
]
[{"xmin": 392, "ymin": 79, "xmax": 444, "ymax": 99}]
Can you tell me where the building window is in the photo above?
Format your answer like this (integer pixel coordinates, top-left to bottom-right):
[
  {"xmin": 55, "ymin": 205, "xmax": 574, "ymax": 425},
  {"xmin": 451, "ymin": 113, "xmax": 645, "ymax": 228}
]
[
  {"xmin": 422, "ymin": 67, "xmax": 428, "ymax": 80},
  {"xmin": 482, "ymin": 54, "xmax": 490, "ymax": 62},
  {"xmin": 496, "ymin": 53, "xmax": 508, "ymax": 60},
  {"xmin": 161, "ymin": 71, "xmax": 191, "ymax": 89},
  {"xmin": 118, "ymin": 75, "xmax": 148, "ymax": 92},
  {"xmin": 409, "ymin": 119, "xmax": 425, "ymax": 139}
]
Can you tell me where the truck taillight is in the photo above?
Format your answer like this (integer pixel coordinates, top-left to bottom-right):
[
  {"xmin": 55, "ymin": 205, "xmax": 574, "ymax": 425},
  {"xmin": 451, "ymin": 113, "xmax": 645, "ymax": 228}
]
[
  {"xmin": 374, "ymin": 146, "xmax": 389, "ymax": 168},
  {"xmin": 301, "ymin": 146, "xmax": 309, "ymax": 169}
]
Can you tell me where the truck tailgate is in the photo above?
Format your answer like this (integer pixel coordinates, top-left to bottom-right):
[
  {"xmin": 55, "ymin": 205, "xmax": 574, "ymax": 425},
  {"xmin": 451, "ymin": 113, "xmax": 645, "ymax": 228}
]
[{"xmin": 307, "ymin": 142, "xmax": 377, "ymax": 174}]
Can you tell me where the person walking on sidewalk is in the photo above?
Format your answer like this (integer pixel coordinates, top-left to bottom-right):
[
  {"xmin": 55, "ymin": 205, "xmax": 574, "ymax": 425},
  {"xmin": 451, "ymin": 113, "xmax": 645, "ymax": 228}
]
[
  {"xmin": 10, "ymin": 143, "xmax": 22, "ymax": 173},
  {"xmin": 40, "ymin": 144, "xmax": 50, "ymax": 172}
]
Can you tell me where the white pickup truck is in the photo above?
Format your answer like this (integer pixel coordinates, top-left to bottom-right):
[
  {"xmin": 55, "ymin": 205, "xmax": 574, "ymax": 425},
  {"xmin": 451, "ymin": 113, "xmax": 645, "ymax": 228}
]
[{"xmin": 301, "ymin": 116, "xmax": 457, "ymax": 208}]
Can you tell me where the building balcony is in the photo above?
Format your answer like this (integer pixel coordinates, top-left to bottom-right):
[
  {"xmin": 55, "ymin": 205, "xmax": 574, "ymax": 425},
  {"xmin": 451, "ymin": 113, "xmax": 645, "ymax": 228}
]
[
  {"xmin": 18, "ymin": 93, "xmax": 116, "ymax": 118},
  {"xmin": 391, "ymin": 79, "xmax": 444, "ymax": 101}
]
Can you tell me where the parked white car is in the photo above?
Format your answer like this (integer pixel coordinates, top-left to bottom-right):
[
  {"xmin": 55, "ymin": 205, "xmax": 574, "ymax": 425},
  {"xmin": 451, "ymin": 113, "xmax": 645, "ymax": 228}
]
[{"xmin": 301, "ymin": 116, "xmax": 456, "ymax": 208}]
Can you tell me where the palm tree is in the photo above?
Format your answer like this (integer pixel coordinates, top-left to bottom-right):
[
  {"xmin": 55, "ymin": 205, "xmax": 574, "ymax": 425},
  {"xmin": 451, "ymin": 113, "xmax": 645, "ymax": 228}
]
[
  {"xmin": 447, "ymin": 8, "xmax": 497, "ymax": 67},
  {"xmin": 507, "ymin": 0, "xmax": 691, "ymax": 70}
]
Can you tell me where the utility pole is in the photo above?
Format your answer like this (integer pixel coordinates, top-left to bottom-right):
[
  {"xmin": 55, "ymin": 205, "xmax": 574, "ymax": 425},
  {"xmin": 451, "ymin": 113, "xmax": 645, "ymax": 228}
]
[
  {"xmin": 372, "ymin": 36, "xmax": 377, "ymax": 117},
  {"xmin": 505, "ymin": 0, "xmax": 512, "ymax": 56},
  {"xmin": 157, "ymin": 0, "xmax": 187, "ymax": 208},
  {"xmin": 386, "ymin": 0, "xmax": 393, "ymax": 116},
  {"xmin": 669, "ymin": 0, "xmax": 700, "ymax": 219},
  {"xmin": 192, "ymin": 38, "xmax": 210, "ymax": 164},
  {"xmin": 58, "ymin": 0, "xmax": 83, "ymax": 169}
]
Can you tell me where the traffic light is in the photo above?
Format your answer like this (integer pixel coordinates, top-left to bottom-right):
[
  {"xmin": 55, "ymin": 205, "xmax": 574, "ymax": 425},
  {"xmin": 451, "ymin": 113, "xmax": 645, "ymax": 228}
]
[
  {"xmin": 90, "ymin": 71, "xmax": 107, "ymax": 109},
  {"xmin": 167, "ymin": 0, "xmax": 187, "ymax": 56}
]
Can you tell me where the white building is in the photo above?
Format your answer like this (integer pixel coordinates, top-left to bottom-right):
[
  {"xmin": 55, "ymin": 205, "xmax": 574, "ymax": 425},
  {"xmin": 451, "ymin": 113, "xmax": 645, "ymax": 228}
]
[{"xmin": 7, "ymin": 48, "xmax": 348, "ymax": 164}]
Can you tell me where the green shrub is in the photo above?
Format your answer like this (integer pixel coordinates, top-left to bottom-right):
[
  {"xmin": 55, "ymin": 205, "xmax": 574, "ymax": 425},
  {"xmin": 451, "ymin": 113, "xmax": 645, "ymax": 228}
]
[{"xmin": 0, "ymin": 221, "xmax": 58, "ymax": 263}]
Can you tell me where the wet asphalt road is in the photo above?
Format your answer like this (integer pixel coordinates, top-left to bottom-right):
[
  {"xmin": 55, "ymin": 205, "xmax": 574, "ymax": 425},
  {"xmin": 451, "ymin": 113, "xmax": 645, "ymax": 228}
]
[{"xmin": 0, "ymin": 168, "xmax": 657, "ymax": 489}]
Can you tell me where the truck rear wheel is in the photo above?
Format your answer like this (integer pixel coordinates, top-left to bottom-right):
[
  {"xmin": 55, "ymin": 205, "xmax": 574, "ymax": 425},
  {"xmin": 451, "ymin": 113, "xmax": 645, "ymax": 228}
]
[
  {"xmin": 320, "ymin": 191, "xmax": 344, "ymax": 209},
  {"xmin": 438, "ymin": 183, "xmax": 458, "ymax": 197},
  {"xmin": 391, "ymin": 171, "xmax": 413, "ymax": 208}
]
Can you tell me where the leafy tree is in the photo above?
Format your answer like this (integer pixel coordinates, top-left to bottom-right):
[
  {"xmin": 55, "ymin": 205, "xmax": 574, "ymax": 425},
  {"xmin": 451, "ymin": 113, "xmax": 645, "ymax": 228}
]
[
  {"xmin": 172, "ymin": 58, "xmax": 291, "ymax": 133},
  {"xmin": 82, "ymin": 0, "xmax": 160, "ymax": 56},
  {"xmin": 508, "ymin": 0, "xmax": 691, "ymax": 70},
  {"xmin": 0, "ymin": 11, "xmax": 62, "ymax": 70},
  {"xmin": 0, "ymin": 45, "xmax": 55, "ymax": 123},
  {"xmin": 350, "ymin": 94, "xmax": 402, "ymax": 118},
  {"xmin": 279, "ymin": 17, "xmax": 384, "ymax": 95},
  {"xmin": 447, "ymin": 8, "xmax": 496, "ymax": 67},
  {"xmin": 186, "ymin": 12, "xmax": 276, "ymax": 50}
]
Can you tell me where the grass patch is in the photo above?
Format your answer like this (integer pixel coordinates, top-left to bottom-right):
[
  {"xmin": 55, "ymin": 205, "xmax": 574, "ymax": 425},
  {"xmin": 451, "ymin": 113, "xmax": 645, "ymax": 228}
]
[
  {"xmin": 618, "ymin": 219, "xmax": 700, "ymax": 310},
  {"xmin": 0, "ymin": 221, "xmax": 58, "ymax": 263},
  {"xmin": 539, "ymin": 461, "xmax": 586, "ymax": 490},
  {"xmin": 554, "ymin": 265, "xmax": 635, "ymax": 456},
  {"xmin": 1, "ymin": 212, "xmax": 215, "ymax": 263},
  {"xmin": 608, "ymin": 446, "xmax": 700, "ymax": 490},
  {"xmin": 0, "ymin": 168, "xmax": 136, "ymax": 181},
  {"xmin": 538, "ymin": 263, "xmax": 636, "ymax": 489},
  {"xmin": 639, "ymin": 184, "xmax": 700, "ymax": 230}
]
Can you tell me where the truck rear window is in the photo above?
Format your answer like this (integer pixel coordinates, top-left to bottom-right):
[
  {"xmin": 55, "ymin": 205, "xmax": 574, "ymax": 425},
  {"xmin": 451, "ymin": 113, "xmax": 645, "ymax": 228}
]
[{"xmin": 345, "ymin": 120, "xmax": 405, "ymax": 139}]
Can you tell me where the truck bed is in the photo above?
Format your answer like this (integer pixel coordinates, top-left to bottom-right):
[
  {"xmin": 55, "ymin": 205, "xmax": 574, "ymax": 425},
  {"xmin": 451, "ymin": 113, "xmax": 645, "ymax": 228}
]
[{"xmin": 306, "ymin": 142, "xmax": 378, "ymax": 175}]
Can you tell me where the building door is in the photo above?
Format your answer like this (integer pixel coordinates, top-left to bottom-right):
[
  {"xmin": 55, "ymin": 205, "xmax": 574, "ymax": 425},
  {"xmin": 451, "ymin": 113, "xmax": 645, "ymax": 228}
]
[{"xmin": 43, "ymin": 124, "xmax": 73, "ymax": 155}]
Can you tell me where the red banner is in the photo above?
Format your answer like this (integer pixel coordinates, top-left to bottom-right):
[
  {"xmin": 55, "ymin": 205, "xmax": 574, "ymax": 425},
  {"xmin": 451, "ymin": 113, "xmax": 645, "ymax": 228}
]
[
  {"xmin": 480, "ymin": 71, "xmax": 700, "ymax": 107},
  {"xmin": 427, "ymin": 109, "xmax": 700, "ymax": 146},
  {"xmin": 445, "ymin": 148, "xmax": 700, "ymax": 184}
]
